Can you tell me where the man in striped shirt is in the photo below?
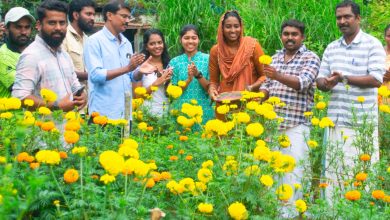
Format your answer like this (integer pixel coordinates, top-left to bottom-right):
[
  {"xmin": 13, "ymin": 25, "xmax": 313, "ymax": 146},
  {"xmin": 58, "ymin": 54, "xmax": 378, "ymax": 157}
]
[{"xmin": 316, "ymin": 0, "xmax": 385, "ymax": 200}]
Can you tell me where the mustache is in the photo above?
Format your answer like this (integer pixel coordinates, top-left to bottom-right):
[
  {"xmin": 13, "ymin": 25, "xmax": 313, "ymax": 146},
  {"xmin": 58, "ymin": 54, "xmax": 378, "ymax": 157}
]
[{"xmin": 51, "ymin": 31, "xmax": 65, "ymax": 36}]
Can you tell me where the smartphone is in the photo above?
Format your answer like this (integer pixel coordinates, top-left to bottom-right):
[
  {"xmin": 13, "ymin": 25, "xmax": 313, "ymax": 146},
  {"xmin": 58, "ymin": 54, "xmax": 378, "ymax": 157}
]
[{"xmin": 73, "ymin": 86, "xmax": 85, "ymax": 96}]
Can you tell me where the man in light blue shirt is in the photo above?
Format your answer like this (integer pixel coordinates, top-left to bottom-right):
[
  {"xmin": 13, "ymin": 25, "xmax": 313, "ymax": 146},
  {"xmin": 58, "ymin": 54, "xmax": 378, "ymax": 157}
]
[{"xmin": 84, "ymin": 0, "xmax": 150, "ymax": 119}]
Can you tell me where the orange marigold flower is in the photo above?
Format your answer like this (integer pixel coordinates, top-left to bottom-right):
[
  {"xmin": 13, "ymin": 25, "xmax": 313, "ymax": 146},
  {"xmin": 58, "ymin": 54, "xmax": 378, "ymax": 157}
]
[
  {"xmin": 151, "ymin": 171, "xmax": 162, "ymax": 182},
  {"xmin": 372, "ymin": 190, "xmax": 385, "ymax": 200},
  {"xmin": 17, "ymin": 152, "xmax": 29, "ymax": 162},
  {"xmin": 178, "ymin": 149, "xmax": 185, "ymax": 154},
  {"xmin": 35, "ymin": 121, "xmax": 43, "ymax": 127},
  {"xmin": 64, "ymin": 131, "xmax": 80, "ymax": 144},
  {"xmin": 93, "ymin": 115, "xmax": 108, "ymax": 125},
  {"xmin": 91, "ymin": 112, "xmax": 100, "ymax": 118},
  {"xmin": 370, "ymin": 202, "xmax": 375, "ymax": 206},
  {"xmin": 359, "ymin": 154, "xmax": 370, "ymax": 161},
  {"xmin": 41, "ymin": 121, "xmax": 55, "ymax": 131},
  {"xmin": 319, "ymin": 183, "xmax": 329, "ymax": 188},
  {"xmin": 353, "ymin": 181, "xmax": 362, "ymax": 187},
  {"xmin": 185, "ymin": 155, "xmax": 193, "ymax": 161},
  {"xmin": 179, "ymin": 135, "xmax": 188, "ymax": 141},
  {"xmin": 64, "ymin": 169, "xmax": 79, "ymax": 184},
  {"xmin": 169, "ymin": 156, "xmax": 178, "ymax": 161},
  {"xmin": 30, "ymin": 162, "xmax": 40, "ymax": 170},
  {"xmin": 383, "ymin": 195, "xmax": 390, "ymax": 203},
  {"xmin": 91, "ymin": 175, "xmax": 99, "ymax": 180},
  {"xmin": 25, "ymin": 156, "xmax": 35, "ymax": 163},
  {"xmin": 146, "ymin": 126, "xmax": 154, "ymax": 131},
  {"xmin": 145, "ymin": 178, "xmax": 155, "ymax": 188},
  {"xmin": 59, "ymin": 151, "xmax": 68, "ymax": 159},
  {"xmin": 345, "ymin": 190, "xmax": 361, "ymax": 201},
  {"xmin": 65, "ymin": 121, "xmax": 81, "ymax": 131},
  {"xmin": 160, "ymin": 171, "xmax": 172, "ymax": 180},
  {"xmin": 355, "ymin": 172, "xmax": 367, "ymax": 181},
  {"xmin": 166, "ymin": 144, "xmax": 174, "ymax": 149}
]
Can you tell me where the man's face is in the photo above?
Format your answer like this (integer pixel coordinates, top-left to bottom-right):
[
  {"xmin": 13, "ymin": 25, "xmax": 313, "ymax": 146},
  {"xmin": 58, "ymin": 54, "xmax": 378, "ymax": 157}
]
[
  {"xmin": 7, "ymin": 17, "xmax": 32, "ymax": 47},
  {"xmin": 76, "ymin": 6, "xmax": 95, "ymax": 33},
  {"xmin": 38, "ymin": 10, "xmax": 67, "ymax": 48},
  {"xmin": 108, "ymin": 8, "xmax": 130, "ymax": 33},
  {"xmin": 336, "ymin": 6, "xmax": 360, "ymax": 37},
  {"xmin": 281, "ymin": 26, "xmax": 304, "ymax": 53}
]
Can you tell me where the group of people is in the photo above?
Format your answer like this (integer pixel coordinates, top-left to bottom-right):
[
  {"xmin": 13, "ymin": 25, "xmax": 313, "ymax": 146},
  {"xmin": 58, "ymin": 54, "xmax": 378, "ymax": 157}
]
[{"xmin": 0, "ymin": 0, "xmax": 389, "ymax": 205}]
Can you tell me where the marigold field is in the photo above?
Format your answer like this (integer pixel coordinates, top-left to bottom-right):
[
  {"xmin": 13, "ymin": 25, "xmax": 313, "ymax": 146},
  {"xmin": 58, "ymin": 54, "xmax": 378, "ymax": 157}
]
[{"xmin": 0, "ymin": 84, "xmax": 389, "ymax": 219}]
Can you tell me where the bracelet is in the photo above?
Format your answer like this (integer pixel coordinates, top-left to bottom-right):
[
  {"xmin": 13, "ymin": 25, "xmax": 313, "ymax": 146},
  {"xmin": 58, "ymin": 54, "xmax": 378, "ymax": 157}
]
[{"xmin": 195, "ymin": 72, "xmax": 203, "ymax": 79}]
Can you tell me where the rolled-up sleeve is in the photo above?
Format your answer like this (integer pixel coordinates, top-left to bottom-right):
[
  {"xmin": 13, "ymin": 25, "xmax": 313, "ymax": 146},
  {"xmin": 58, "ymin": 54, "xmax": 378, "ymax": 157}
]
[
  {"xmin": 12, "ymin": 53, "xmax": 40, "ymax": 100},
  {"xmin": 297, "ymin": 55, "xmax": 320, "ymax": 92},
  {"xmin": 84, "ymin": 38, "xmax": 107, "ymax": 84},
  {"xmin": 318, "ymin": 46, "xmax": 331, "ymax": 79},
  {"xmin": 368, "ymin": 41, "xmax": 386, "ymax": 83}
]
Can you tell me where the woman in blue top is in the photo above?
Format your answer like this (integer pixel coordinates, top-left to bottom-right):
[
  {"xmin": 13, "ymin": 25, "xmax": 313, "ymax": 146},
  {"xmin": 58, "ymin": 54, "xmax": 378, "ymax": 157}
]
[{"xmin": 169, "ymin": 24, "xmax": 214, "ymax": 123}]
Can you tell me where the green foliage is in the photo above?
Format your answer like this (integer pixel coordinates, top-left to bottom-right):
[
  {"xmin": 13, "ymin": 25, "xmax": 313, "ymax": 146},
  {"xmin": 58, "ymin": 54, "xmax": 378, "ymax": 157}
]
[{"xmin": 366, "ymin": 0, "xmax": 390, "ymax": 42}]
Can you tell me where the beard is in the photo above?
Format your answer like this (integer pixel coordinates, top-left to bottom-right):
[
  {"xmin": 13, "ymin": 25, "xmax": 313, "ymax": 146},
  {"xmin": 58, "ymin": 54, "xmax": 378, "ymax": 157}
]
[
  {"xmin": 8, "ymin": 31, "xmax": 31, "ymax": 47},
  {"xmin": 40, "ymin": 30, "xmax": 66, "ymax": 48},
  {"xmin": 78, "ymin": 18, "xmax": 94, "ymax": 33}
]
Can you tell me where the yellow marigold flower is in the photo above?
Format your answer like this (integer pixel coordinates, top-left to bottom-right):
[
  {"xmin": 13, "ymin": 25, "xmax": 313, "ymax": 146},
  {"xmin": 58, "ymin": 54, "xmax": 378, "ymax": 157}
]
[
  {"xmin": 246, "ymin": 122, "xmax": 264, "ymax": 137},
  {"xmin": 246, "ymin": 101, "xmax": 259, "ymax": 110},
  {"xmin": 278, "ymin": 134, "xmax": 291, "ymax": 148},
  {"xmin": 166, "ymin": 180, "xmax": 184, "ymax": 194},
  {"xmin": 311, "ymin": 117, "xmax": 319, "ymax": 126},
  {"xmin": 222, "ymin": 159, "xmax": 238, "ymax": 176},
  {"xmin": 5, "ymin": 97, "xmax": 22, "ymax": 110},
  {"xmin": 38, "ymin": 107, "xmax": 52, "ymax": 115},
  {"xmin": 294, "ymin": 183, "xmax": 302, "ymax": 189},
  {"xmin": 359, "ymin": 154, "xmax": 370, "ymax": 161},
  {"xmin": 198, "ymin": 203, "xmax": 213, "ymax": 214},
  {"xmin": 179, "ymin": 135, "xmax": 188, "ymax": 141},
  {"xmin": 195, "ymin": 181, "xmax": 207, "ymax": 193},
  {"xmin": 24, "ymin": 99, "xmax": 34, "ymax": 107},
  {"xmin": 135, "ymin": 87, "xmax": 147, "ymax": 96},
  {"xmin": 64, "ymin": 169, "xmax": 79, "ymax": 184},
  {"xmin": 99, "ymin": 151, "xmax": 125, "ymax": 176},
  {"xmin": 64, "ymin": 111, "xmax": 77, "ymax": 120},
  {"xmin": 259, "ymin": 55, "xmax": 272, "ymax": 65},
  {"xmin": 383, "ymin": 195, "xmax": 390, "ymax": 203},
  {"xmin": 120, "ymin": 138, "xmax": 138, "ymax": 149},
  {"xmin": 379, "ymin": 104, "xmax": 390, "ymax": 113},
  {"xmin": 371, "ymin": 190, "xmax": 385, "ymax": 200},
  {"xmin": 378, "ymin": 85, "xmax": 390, "ymax": 97},
  {"xmin": 244, "ymin": 165, "xmax": 260, "ymax": 176},
  {"xmin": 259, "ymin": 175, "xmax": 273, "ymax": 187},
  {"xmin": 178, "ymin": 80, "xmax": 187, "ymax": 87},
  {"xmin": 64, "ymin": 131, "xmax": 80, "ymax": 144},
  {"xmin": 0, "ymin": 112, "xmax": 13, "ymax": 119},
  {"xmin": 228, "ymin": 202, "xmax": 248, "ymax": 220},
  {"xmin": 35, "ymin": 150, "xmax": 61, "ymax": 165},
  {"xmin": 150, "ymin": 86, "xmax": 158, "ymax": 92},
  {"xmin": 202, "ymin": 160, "xmax": 214, "ymax": 169},
  {"xmin": 355, "ymin": 172, "xmax": 367, "ymax": 181},
  {"xmin": 307, "ymin": 140, "xmax": 318, "ymax": 149},
  {"xmin": 216, "ymin": 104, "xmax": 230, "ymax": 115},
  {"xmin": 138, "ymin": 122, "xmax": 147, "ymax": 131},
  {"xmin": 357, "ymin": 96, "xmax": 365, "ymax": 103},
  {"xmin": 53, "ymin": 200, "xmax": 60, "ymax": 206},
  {"xmin": 295, "ymin": 199, "xmax": 307, "ymax": 213},
  {"xmin": 266, "ymin": 96, "xmax": 281, "ymax": 105},
  {"xmin": 319, "ymin": 117, "xmax": 335, "ymax": 128},
  {"xmin": 233, "ymin": 112, "xmax": 250, "ymax": 124},
  {"xmin": 345, "ymin": 190, "xmax": 361, "ymax": 201},
  {"xmin": 40, "ymin": 88, "xmax": 57, "ymax": 102},
  {"xmin": 100, "ymin": 174, "xmax": 116, "ymax": 184},
  {"xmin": 276, "ymin": 184, "xmax": 294, "ymax": 201},
  {"xmin": 253, "ymin": 145, "xmax": 271, "ymax": 162},
  {"xmin": 316, "ymin": 101, "xmax": 327, "ymax": 110},
  {"xmin": 0, "ymin": 156, "xmax": 7, "ymax": 164},
  {"xmin": 64, "ymin": 121, "xmax": 81, "ymax": 131},
  {"xmin": 166, "ymin": 85, "xmax": 183, "ymax": 99},
  {"xmin": 118, "ymin": 146, "xmax": 139, "ymax": 159},
  {"xmin": 41, "ymin": 121, "xmax": 55, "ymax": 131},
  {"xmin": 303, "ymin": 111, "xmax": 313, "ymax": 117},
  {"xmin": 72, "ymin": 146, "xmax": 88, "ymax": 156},
  {"xmin": 179, "ymin": 177, "xmax": 195, "ymax": 192},
  {"xmin": 197, "ymin": 168, "xmax": 213, "ymax": 183}
]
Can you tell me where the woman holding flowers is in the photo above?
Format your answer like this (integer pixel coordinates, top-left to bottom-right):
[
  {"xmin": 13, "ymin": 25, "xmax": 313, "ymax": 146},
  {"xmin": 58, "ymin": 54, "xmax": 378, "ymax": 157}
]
[
  {"xmin": 169, "ymin": 24, "xmax": 214, "ymax": 123},
  {"xmin": 208, "ymin": 10, "xmax": 266, "ymax": 101},
  {"xmin": 134, "ymin": 29, "xmax": 172, "ymax": 117}
]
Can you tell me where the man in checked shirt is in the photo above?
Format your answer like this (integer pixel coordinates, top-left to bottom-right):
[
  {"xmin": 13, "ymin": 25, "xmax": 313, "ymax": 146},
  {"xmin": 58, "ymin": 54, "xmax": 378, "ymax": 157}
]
[{"xmin": 260, "ymin": 19, "xmax": 320, "ymax": 203}]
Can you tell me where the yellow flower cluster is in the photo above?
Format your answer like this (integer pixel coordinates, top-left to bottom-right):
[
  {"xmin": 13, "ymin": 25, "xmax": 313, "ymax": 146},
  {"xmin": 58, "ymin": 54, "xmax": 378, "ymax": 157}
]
[
  {"xmin": 241, "ymin": 91, "xmax": 265, "ymax": 100},
  {"xmin": 100, "ymin": 174, "xmax": 116, "ymax": 184},
  {"xmin": 181, "ymin": 103, "xmax": 203, "ymax": 118},
  {"xmin": 307, "ymin": 140, "xmax": 318, "ymax": 149},
  {"xmin": 356, "ymin": 96, "xmax": 365, "ymax": 103},
  {"xmin": 38, "ymin": 107, "xmax": 51, "ymax": 115},
  {"xmin": 22, "ymin": 111, "xmax": 35, "ymax": 126},
  {"xmin": 64, "ymin": 130, "xmax": 80, "ymax": 144},
  {"xmin": 132, "ymin": 98, "xmax": 144, "ymax": 110},
  {"xmin": 379, "ymin": 104, "xmax": 390, "ymax": 113},
  {"xmin": 0, "ymin": 112, "xmax": 13, "ymax": 119},
  {"xmin": 233, "ymin": 112, "xmax": 250, "ymax": 124},
  {"xmin": 166, "ymin": 85, "xmax": 183, "ymax": 99},
  {"xmin": 138, "ymin": 122, "xmax": 148, "ymax": 131},
  {"xmin": 254, "ymin": 103, "xmax": 278, "ymax": 120},
  {"xmin": 295, "ymin": 199, "xmax": 307, "ymax": 213},
  {"xmin": 260, "ymin": 175, "xmax": 273, "ymax": 187},
  {"xmin": 228, "ymin": 202, "xmax": 248, "ymax": 220},
  {"xmin": 318, "ymin": 117, "xmax": 335, "ymax": 128},
  {"xmin": 24, "ymin": 99, "xmax": 34, "ymax": 107},
  {"xmin": 316, "ymin": 101, "xmax": 326, "ymax": 110},
  {"xmin": 35, "ymin": 150, "xmax": 61, "ymax": 165},
  {"xmin": 118, "ymin": 145, "xmax": 139, "ymax": 159},
  {"xmin": 120, "ymin": 138, "xmax": 138, "ymax": 149},
  {"xmin": 135, "ymin": 87, "xmax": 147, "ymax": 96},
  {"xmin": 276, "ymin": 184, "xmax": 294, "ymax": 201},
  {"xmin": 345, "ymin": 190, "xmax": 361, "ymax": 201},
  {"xmin": 72, "ymin": 146, "xmax": 88, "ymax": 156},
  {"xmin": 198, "ymin": 203, "xmax": 213, "ymax": 214},
  {"xmin": 177, "ymin": 116, "xmax": 195, "ymax": 128},
  {"xmin": 204, "ymin": 119, "xmax": 234, "ymax": 136},
  {"xmin": 216, "ymin": 104, "xmax": 230, "ymax": 115},
  {"xmin": 270, "ymin": 151, "xmax": 296, "ymax": 173},
  {"xmin": 64, "ymin": 169, "xmax": 79, "ymax": 184},
  {"xmin": 246, "ymin": 122, "xmax": 264, "ymax": 137},
  {"xmin": 258, "ymin": 55, "xmax": 272, "ymax": 65},
  {"xmin": 378, "ymin": 85, "xmax": 390, "ymax": 97},
  {"xmin": 40, "ymin": 88, "xmax": 57, "ymax": 102},
  {"xmin": 197, "ymin": 168, "xmax": 213, "ymax": 183},
  {"xmin": 107, "ymin": 119, "xmax": 128, "ymax": 126},
  {"xmin": 99, "ymin": 151, "xmax": 125, "ymax": 176},
  {"xmin": 0, "ymin": 97, "xmax": 22, "ymax": 111},
  {"xmin": 178, "ymin": 80, "xmax": 187, "ymax": 87},
  {"xmin": 222, "ymin": 156, "xmax": 238, "ymax": 176},
  {"xmin": 244, "ymin": 165, "xmax": 260, "ymax": 176},
  {"xmin": 278, "ymin": 134, "xmax": 291, "ymax": 148},
  {"xmin": 202, "ymin": 160, "xmax": 214, "ymax": 169}
]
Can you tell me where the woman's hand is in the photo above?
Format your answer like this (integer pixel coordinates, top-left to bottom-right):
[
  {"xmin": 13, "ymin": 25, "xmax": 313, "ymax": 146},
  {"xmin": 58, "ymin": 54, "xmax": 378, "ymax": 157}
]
[
  {"xmin": 152, "ymin": 68, "xmax": 172, "ymax": 86},
  {"xmin": 187, "ymin": 62, "xmax": 197, "ymax": 81},
  {"xmin": 208, "ymin": 86, "xmax": 219, "ymax": 101}
]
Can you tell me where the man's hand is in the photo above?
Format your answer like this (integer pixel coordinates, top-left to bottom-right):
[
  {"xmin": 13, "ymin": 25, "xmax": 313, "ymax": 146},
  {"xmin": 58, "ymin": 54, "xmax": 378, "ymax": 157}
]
[
  {"xmin": 73, "ymin": 92, "xmax": 87, "ymax": 111},
  {"xmin": 129, "ymin": 53, "xmax": 145, "ymax": 71},
  {"xmin": 384, "ymin": 68, "xmax": 390, "ymax": 82},
  {"xmin": 58, "ymin": 94, "xmax": 76, "ymax": 112},
  {"xmin": 263, "ymin": 65, "xmax": 280, "ymax": 80}
]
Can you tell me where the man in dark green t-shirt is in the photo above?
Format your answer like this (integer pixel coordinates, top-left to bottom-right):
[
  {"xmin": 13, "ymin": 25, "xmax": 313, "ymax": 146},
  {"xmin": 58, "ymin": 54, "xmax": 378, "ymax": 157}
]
[{"xmin": 0, "ymin": 7, "xmax": 34, "ymax": 97}]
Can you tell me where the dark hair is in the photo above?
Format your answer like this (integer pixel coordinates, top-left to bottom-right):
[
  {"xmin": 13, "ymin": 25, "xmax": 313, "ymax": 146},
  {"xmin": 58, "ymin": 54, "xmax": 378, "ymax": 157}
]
[
  {"xmin": 336, "ymin": 0, "xmax": 360, "ymax": 16},
  {"xmin": 385, "ymin": 24, "xmax": 390, "ymax": 35},
  {"xmin": 37, "ymin": 0, "xmax": 68, "ymax": 22},
  {"xmin": 222, "ymin": 11, "xmax": 242, "ymax": 27},
  {"xmin": 141, "ymin": 29, "xmax": 170, "ymax": 69},
  {"xmin": 179, "ymin": 24, "xmax": 199, "ymax": 54},
  {"xmin": 102, "ymin": 0, "xmax": 130, "ymax": 22},
  {"xmin": 281, "ymin": 19, "xmax": 305, "ymax": 35},
  {"xmin": 68, "ymin": 0, "xmax": 97, "ymax": 22}
]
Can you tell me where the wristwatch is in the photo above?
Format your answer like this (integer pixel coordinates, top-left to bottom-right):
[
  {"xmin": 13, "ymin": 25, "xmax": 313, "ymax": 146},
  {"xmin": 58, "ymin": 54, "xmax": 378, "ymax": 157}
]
[
  {"xmin": 341, "ymin": 74, "xmax": 348, "ymax": 84},
  {"xmin": 195, "ymin": 72, "xmax": 203, "ymax": 79}
]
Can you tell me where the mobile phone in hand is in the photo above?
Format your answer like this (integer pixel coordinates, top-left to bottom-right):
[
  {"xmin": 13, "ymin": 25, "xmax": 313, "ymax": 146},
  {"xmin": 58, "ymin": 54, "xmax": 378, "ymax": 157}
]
[{"xmin": 73, "ymin": 86, "xmax": 85, "ymax": 96}]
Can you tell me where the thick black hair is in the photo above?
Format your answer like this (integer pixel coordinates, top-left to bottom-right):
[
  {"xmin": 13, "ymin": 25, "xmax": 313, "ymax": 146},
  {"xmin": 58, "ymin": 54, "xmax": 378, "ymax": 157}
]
[
  {"xmin": 102, "ymin": 0, "xmax": 130, "ymax": 22},
  {"xmin": 36, "ymin": 0, "xmax": 68, "ymax": 22},
  {"xmin": 385, "ymin": 24, "xmax": 390, "ymax": 36},
  {"xmin": 68, "ymin": 0, "xmax": 97, "ymax": 22},
  {"xmin": 222, "ymin": 11, "xmax": 242, "ymax": 27},
  {"xmin": 141, "ymin": 29, "xmax": 170, "ymax": 69},
  {"xmin": 336, "ymin": 0, "xmax": 360, "ymax": 16},
  {"xmin": 281, "ymin": 19, "xmax": 305, "ymax": 35},
  {"xmin": 179, "ymin": 24, "xmax": 200, "ymax": 54}
]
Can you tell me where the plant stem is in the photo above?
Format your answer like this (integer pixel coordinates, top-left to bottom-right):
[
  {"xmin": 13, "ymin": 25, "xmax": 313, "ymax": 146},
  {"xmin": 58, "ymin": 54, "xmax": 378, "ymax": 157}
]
[{"xmin": 50, "ymin": 166, "xmax": 69, "ymax": 207}]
